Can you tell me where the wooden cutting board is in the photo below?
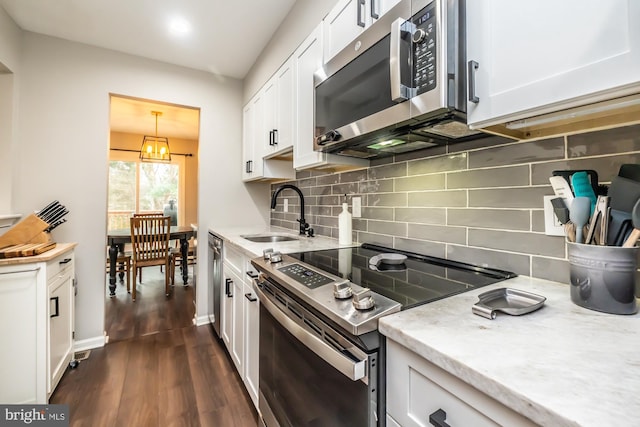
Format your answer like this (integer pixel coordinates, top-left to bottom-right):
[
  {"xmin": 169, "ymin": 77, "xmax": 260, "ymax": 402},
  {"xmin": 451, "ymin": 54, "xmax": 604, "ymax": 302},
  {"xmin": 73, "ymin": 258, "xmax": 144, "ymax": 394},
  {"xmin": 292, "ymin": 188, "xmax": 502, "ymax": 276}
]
[{"xmin": 0, "ymin": 242, "xmax": 57, "ymax": 258}]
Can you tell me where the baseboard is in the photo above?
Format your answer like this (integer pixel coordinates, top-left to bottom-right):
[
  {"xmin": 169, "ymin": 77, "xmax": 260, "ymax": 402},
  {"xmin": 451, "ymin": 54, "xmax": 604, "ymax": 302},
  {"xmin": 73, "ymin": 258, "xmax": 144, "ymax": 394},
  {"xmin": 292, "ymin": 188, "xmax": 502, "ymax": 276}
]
[
  {"xmin": 194, "ymin": 314, "xmax": 211, "ymax": 326},
  {"xmin": 74, "ymin": 334, "xmax": 106, "ymax": 351}
]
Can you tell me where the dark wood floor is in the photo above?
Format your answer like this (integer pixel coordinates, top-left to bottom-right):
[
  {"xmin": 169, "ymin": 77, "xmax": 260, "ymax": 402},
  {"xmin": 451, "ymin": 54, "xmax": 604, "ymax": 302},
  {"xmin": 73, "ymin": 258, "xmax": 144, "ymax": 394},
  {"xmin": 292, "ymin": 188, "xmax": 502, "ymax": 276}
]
[{"xmin": 50, "ymin": 266, "xmax": 258, "ymax": 427}]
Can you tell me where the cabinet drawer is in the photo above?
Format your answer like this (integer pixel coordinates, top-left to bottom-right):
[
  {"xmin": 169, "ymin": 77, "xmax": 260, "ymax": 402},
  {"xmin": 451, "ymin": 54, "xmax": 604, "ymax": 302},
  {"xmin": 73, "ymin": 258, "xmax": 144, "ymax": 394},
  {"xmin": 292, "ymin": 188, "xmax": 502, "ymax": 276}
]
[
  {"xmin": 387, "ymin": 339, "xmax": 536, "ymax": 427},
  {"xmin": 223, "ymin": 244, "xmax": 245, "ymax": 277},
  {"xmin": 46, "ymin": 252, "xmax": 74, "ymax": 281}
]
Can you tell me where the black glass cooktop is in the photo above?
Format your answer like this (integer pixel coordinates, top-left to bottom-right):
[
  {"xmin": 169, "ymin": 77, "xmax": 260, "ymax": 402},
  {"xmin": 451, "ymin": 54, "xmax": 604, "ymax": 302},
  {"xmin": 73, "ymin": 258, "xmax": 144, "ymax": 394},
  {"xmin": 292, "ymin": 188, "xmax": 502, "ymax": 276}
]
[{"xmin": 287, "ymin": 243, "xmax": 517, "ymax": 310}]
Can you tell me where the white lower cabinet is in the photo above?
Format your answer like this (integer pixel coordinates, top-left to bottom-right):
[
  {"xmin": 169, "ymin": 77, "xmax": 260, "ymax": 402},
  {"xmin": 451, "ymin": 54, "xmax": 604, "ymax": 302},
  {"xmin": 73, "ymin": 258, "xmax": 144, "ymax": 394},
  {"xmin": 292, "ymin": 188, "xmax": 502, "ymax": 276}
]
[
  {"xmin": 221, "ymin": 243, "xmax": 259, "ymax": 410},
  {"xmin": 386, "ymin": 339, "xmax": 536, "ymax": 427},
  {"xmin": 0, "ymin": 247, "xmax": 75, "ymax": 404},
  {"xmin": 243, "ymin": 279, "xmax": 260, "ymax": 408}
]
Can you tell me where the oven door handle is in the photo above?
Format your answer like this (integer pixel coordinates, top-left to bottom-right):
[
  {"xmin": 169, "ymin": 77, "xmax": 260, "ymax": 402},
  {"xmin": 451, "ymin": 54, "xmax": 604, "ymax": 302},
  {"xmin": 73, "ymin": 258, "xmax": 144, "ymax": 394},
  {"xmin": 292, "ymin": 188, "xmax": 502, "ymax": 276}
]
[{"xmin": 255, "ymin": 284, "xmax": 367, "ymax": 382}]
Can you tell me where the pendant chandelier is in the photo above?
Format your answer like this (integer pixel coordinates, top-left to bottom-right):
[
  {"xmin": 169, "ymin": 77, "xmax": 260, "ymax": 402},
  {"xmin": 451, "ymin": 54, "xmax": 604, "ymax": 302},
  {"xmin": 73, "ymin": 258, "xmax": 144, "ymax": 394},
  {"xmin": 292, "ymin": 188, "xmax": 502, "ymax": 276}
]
[{"xmin": 139, "ymin": 111, "xmax": 171, "ymax": 162}]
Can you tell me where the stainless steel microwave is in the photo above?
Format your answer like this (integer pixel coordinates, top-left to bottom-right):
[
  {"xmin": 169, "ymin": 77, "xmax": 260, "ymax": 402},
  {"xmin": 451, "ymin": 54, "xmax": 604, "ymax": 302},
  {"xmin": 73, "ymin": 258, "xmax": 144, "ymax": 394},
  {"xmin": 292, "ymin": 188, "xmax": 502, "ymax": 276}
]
[{"xmin": 314, "ymin": 0, "xmax": 484, "ymax": 159}]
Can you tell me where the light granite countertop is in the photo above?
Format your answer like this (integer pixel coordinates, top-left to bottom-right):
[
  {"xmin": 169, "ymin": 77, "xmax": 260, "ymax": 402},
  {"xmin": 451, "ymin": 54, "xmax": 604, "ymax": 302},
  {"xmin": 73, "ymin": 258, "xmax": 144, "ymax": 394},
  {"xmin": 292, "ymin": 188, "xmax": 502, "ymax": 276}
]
[
  {"xmin": 209, "ymin": 225, "xmax": 356, "ymax": 258},
  {"xmin": 379, "ymin": 275, "xmax": 640, "ymax": 427}
]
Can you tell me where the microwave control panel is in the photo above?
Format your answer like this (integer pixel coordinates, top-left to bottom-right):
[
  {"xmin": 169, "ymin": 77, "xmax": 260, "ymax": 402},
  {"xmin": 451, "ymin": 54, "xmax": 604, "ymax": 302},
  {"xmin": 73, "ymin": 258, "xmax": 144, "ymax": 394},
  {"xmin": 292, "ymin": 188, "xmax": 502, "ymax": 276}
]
[{"xmin": 412, "ymin": 3, "xmax": 437, "ymax": 95}]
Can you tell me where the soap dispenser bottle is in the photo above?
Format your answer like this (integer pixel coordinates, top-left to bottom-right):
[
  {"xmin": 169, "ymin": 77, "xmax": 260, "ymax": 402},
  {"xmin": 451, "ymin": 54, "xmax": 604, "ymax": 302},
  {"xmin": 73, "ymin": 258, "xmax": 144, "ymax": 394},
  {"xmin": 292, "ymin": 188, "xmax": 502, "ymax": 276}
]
[{"xmin": 338, "ymin": 194, "xmax": 352, "ymax": 245}]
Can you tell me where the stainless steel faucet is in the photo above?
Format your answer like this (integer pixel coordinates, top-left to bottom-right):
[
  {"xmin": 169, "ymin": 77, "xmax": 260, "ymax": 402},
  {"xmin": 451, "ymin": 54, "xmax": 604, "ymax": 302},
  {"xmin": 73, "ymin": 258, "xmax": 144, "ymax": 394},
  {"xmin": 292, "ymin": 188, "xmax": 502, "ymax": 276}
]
[{"xmin": 270, "ymin": 184, "xmax": 312, "ymax": 236}]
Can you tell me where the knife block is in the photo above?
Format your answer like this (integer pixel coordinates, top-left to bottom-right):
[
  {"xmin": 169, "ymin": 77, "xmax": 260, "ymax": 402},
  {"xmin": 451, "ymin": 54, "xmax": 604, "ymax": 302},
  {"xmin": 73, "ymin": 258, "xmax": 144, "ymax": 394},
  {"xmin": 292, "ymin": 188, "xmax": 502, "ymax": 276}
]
[{"xmin": 0, "ymin": 214, "xmax": 51, "ymax": 249}]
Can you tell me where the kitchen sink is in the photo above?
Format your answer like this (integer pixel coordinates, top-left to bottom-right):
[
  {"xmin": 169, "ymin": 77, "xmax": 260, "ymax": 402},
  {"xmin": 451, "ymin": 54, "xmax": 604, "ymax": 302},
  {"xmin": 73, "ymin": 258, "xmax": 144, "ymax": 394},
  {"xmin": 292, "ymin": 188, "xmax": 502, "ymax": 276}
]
[{"xmin": 241, "ymin": 234, "xmax": 299, "ymax": 243}]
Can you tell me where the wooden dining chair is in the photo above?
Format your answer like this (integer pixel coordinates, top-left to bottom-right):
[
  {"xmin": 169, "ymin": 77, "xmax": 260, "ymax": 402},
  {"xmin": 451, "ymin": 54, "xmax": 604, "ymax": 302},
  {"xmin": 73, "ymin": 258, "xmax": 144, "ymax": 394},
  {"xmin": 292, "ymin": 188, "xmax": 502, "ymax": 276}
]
[
  {"xmin": 132, "ymin": 212, "xmax": 165, "ymax": 281},
  {"xmin": 129, "ymin": 215, "xmax": 172, "ymax": 301}
]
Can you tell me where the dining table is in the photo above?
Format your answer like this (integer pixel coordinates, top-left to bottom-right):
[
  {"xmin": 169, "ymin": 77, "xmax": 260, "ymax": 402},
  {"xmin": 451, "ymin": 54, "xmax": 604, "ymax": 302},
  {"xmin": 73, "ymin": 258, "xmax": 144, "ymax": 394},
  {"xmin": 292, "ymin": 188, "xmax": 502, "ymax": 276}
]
[{"xmin": 107, "ymin": 225, "xmax": 196, "ymax": 297}]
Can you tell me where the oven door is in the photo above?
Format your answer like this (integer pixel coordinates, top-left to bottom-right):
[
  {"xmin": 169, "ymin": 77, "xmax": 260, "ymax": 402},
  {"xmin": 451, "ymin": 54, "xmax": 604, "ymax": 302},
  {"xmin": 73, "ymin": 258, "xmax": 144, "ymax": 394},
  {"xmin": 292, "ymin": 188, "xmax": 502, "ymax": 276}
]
[{"xmin": 255, "ymin": 280, "xmax": 379, "ymax": 427}]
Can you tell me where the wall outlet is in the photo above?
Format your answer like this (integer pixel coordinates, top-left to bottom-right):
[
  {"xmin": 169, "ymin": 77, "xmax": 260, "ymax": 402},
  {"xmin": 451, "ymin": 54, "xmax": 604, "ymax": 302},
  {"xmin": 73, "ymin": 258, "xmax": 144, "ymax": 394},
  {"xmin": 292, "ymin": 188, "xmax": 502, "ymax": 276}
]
[
  {"xmin": 284, "ymin": 199, "xmax": 288, "ymax": 213},
  {"xmin": 352, "ymin": 197, "xmax": 362, "ymax": 218},
  {"xmin": 544, "ymin": 195, "xmax": 565, "ymax": 236}
]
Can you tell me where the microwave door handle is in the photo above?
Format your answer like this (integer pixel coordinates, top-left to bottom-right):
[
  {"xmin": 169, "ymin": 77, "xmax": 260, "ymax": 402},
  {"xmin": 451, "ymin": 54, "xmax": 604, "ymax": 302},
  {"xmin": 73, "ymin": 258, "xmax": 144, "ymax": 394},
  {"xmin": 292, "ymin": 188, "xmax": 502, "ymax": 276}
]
[{"xmin": 390, "ymin": 18, "xmax": 412, "ymax": 102}]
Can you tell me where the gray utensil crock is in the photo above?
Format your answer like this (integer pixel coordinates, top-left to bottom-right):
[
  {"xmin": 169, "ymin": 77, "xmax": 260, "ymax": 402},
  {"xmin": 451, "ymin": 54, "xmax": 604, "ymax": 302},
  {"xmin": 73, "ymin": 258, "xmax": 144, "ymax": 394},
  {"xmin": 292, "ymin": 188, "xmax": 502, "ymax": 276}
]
[{"xmin": 567, "ymin": 242, "xmax": 638, "ymax": 315}]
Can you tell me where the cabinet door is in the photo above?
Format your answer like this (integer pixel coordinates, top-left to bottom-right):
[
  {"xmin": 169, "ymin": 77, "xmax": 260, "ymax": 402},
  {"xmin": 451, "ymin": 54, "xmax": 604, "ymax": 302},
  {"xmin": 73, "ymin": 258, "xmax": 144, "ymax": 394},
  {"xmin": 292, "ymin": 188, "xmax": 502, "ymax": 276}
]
[
  {"xmin": 0, "ymin": 267, "xmax": 40, "ymax": 404},
  {"xmin": 242, "ymin": 94, "xmax": 266, "ymax": 181},
  {"xmin": 466, "ymin": 0, "xmax": 640, "ymax": 128},
  {"xmin": 324, "ymin": 0, "xmax": 401, "ymax": 62},
  {"xmin": 242, "ymin": 103, "xmax": 255, "ymax": 181},
  {"xmin": 263, "ymin": 76, "xmax": 278, "ymax": 157},
  {"xmin": 274, "ymin": 58, "xmax": 295, "ymax": 154},
  {"xmin": 221, "ymin": 272, "xmax": 233, "ymax": 348},
  {"xmin": 48, "ymin": 271, "xmax": 73, "ymax": 394},
  {"xmin": 243, "ymin": 280, "xmax": 259, "ymax": 408},
  {"xmin": 230, "ymin": 272, "xmax": 244, "ymax": 374},
  {"xmin": 324, "ymin": 0, "xmax": 366, "ymax": 62}
]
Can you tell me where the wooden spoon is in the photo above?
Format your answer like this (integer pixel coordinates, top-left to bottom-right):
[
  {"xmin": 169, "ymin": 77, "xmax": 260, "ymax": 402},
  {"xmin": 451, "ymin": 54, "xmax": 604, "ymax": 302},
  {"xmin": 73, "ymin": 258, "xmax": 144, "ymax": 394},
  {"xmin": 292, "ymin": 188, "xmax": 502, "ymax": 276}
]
[{"xmin": 622, "ymin": 199, "xmax": 640, "ymax": 248}]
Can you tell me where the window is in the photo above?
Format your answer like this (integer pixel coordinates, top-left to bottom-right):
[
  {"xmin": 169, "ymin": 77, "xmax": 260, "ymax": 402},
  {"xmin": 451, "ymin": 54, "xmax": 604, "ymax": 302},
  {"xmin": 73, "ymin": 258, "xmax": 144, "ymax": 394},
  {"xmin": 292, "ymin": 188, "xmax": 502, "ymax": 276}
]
[{"xmin": 107, "ymin": 151, "xmax": 185, "ymax": 229}]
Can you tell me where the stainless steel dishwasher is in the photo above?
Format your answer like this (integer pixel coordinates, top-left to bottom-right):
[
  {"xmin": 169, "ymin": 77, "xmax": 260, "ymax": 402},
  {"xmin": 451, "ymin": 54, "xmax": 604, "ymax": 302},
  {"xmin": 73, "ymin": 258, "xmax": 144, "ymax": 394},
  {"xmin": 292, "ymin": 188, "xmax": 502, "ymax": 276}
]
[{"xmin": 208, "ymin": 232, "xmax": 223, "ymax": 337}]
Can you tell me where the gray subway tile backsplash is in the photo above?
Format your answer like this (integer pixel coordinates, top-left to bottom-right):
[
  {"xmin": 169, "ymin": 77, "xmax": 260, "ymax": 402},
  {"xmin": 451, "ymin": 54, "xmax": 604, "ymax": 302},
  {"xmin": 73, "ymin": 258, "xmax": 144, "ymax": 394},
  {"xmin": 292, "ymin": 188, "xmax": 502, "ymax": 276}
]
[
  {"xmin": 448, "ymin": 208, "xmax": 530, "ymax": 231},
  {"xmin": 270, "ymin": 123, "xmax": 639, "ymax": 282}
]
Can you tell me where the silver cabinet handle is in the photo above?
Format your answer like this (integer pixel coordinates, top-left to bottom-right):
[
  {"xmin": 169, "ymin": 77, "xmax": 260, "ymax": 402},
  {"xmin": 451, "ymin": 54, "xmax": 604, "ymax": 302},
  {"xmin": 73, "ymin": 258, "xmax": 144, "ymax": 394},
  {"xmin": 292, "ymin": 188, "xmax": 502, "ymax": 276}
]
[
  {"xmin": 357, "ymin": 0, "xmax": 365, "ymax": 27},
  {"xmin": 255, "ymin": 282, "xmax": 366, "ymax": 381},
  {"xmin": 468, "ymin": 60, "xmax": 479, "ymax": 103}
]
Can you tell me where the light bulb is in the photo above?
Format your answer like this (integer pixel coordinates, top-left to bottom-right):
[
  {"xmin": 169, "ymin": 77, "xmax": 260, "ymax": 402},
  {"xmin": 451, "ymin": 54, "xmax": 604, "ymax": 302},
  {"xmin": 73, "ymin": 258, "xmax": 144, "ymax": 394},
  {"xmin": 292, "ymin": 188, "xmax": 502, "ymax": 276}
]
[
  {"xmin": 160, "ymin": 147, "xmax": 166, "ymax": 155},
  {"xmin": 146, "ymin": 145, "xmax": 153, "ymax": 153}
]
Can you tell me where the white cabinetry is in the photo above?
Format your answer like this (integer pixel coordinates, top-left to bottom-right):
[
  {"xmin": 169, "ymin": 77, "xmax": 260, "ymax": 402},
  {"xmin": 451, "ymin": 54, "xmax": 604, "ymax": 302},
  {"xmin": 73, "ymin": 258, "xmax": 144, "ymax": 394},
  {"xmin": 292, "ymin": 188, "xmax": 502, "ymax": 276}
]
[
  {"xmin": 386, "ymin": 339, "xmax": 536, "ymax": 427},
  {"xmin": 242, "ymin": 81, "xmax": 295, "ymax": 182},
  {"xmin": 220, "ymin": 243, "xmax": 259, "ymax": 408},
  {"xmin": 243, "ymin": 275, "xmax": 260, "ymax": 408},
  {"xmin": 323, "ymin": 0, "xmax": 401, "ymax": 62},
  {"xmin": 466, "ymin": 0, "xmax": 640, "ymax": 137},
  {"xmin": 293, "ymin": 24, "xmax": 368, "ymax": 171},
  {"xmin": 0, "ymin": 247, "xmax": 75, "ymax": 404},
  {"xmin": 264, "ymin": 58, "xmax": 295, "ymax": 158}
]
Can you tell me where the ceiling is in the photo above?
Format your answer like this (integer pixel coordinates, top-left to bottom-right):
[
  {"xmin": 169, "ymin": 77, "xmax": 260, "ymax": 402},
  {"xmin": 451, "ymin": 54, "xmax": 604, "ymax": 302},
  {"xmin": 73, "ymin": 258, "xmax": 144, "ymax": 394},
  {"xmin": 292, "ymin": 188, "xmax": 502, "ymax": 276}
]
[
  {"xmin": 110, "ymin": 96, "xmax": 200, "ymax": 140},
  {"xmin": 0, "ymin": 0, "xmax": 298, "ymax": 141},
  {"xmin": 0, "ymin": 0, "xmax": 297, "ymax": 79}
]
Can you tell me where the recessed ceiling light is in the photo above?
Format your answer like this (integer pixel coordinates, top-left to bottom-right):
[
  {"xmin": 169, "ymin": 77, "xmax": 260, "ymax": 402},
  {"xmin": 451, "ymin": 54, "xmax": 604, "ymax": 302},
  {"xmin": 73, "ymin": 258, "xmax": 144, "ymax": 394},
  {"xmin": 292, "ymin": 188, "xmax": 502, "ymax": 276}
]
[{"xmin": 169, "ymin": 17, "xmax": 191, "ymax": 36}]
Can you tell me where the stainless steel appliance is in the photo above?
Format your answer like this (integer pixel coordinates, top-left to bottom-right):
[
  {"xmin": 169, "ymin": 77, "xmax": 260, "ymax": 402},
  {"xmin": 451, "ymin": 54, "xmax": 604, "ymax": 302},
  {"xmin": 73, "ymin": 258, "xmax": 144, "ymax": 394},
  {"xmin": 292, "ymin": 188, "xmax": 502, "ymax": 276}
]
[
  {"xmin": 314, "ymin": 0, "xmax": 485, "ymax": 159},
  {"xmin": 208, "ymin": 232, "xmax": 223, "ymax": 337},
  {"xmin": 251, "ymin": 244, "xmax": 516, "ymax": 426}
]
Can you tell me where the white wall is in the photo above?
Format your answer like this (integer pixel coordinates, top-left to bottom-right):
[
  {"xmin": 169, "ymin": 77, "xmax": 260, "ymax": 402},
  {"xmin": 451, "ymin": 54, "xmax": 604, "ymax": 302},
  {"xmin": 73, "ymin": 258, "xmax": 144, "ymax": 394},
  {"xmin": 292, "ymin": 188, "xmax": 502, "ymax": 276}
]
[
  {"xmin": 14, "ymin": 32, "xmax": 268, "ymax": 344},
  {"xmin": 0, "ymin": 6, "xmax": 22, "ymax": 213}
]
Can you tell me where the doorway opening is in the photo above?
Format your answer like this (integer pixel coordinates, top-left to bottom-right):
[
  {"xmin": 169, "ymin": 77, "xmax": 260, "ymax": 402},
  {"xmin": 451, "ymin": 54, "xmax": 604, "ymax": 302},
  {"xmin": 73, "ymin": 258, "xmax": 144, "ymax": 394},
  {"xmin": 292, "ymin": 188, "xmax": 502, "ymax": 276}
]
[{"xmin": 105, "ymin": 94, "xmax": 200, "ymax": 342}]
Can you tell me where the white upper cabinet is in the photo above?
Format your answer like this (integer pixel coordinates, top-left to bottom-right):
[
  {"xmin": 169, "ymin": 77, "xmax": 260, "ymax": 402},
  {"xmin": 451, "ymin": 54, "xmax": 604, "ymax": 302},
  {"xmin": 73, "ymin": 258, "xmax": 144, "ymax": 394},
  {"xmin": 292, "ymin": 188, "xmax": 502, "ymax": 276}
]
[
  {"xmin": 324, "ymin": 0, "xmax": 401, "ymax": 62},
  {"xmin": 466, "ymin": 0, "xmax": 640, "ymax": 137},
  {"xmin": 264, "ymin": 58, "xmax": 295, "ymax": 158},
  {"xmin": 242, "ymin": 83, "xmax": 295, "ymax": 182},
  {"xmin": 294, "ymin": 24, "xmax": 369, "ymax": 171}
]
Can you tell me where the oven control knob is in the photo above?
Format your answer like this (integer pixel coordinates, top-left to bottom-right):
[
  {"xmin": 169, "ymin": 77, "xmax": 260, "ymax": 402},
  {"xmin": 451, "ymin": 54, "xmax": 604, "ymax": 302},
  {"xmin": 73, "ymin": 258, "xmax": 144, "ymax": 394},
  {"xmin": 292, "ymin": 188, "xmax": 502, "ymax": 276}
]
[
  {"xmin": 263, "ymin": 248, "xmax": 274, "ymax": 260},
  {"xmin": 352, "ymin": 288, "xmax": 375, "ymax": 310},
  {"xmin": 333, "ymin": 280, "xmax": 353, "ymax": 299},
  {"xmin": 412, "ymin": 28, "xmax": 426, "ymax": 44},
  {"xmin": 269, "ymin": 251, "xmax": 283, "ymax": 263}
]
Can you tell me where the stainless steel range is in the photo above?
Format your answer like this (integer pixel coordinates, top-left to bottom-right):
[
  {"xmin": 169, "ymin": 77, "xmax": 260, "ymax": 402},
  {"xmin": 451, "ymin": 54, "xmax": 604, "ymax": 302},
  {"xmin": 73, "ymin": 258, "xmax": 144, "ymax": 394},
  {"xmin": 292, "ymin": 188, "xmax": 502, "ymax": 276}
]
[{"xmin": 251, "ymin": 244, "xmax": 516, "ymax": 427}]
